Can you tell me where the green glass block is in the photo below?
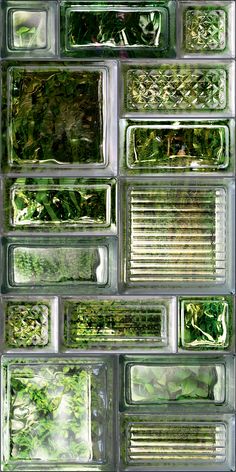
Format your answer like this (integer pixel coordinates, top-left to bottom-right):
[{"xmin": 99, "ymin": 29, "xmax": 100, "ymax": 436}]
[
  {"xmin": 123, "ymin": 121, "xmax": 230, "ymax": 172},
  {"xmin": 124, "ymin": 64, "xmax": 230, "ymax": 113},
  {"xmin": 61, "ymin": 2, "xmax": 176, "ymax": 58},
  {"xmin": 120, "ymin": 414, "xmax": 233, "ymax": 468},
  {"xmin": 62, "ymin": 298, "xmax": 175, "ymax": 350},
  {"xmin": 7, "ymin": 66, "xmax": 106, "ymax": 167},
  {"xmin": 11, "ymin": 10, "xmax": 47, "ymax": 49},
  {"xmin": 6, "ymin": 178, "xmax": 116, "ymax": 232},
  {"xmin": 2, "ymin": 357, "xmax": 114, "ymax": 470},
  {"xmin": 184, "ymin": 8, "xmax": 226, "ymax": 52},
  {"xmin": 179, "ymin": 297, "xmax": 232, "ymax": 350},
  {"xmin": 5, "ymin": 302, "xmax": 50, "ymax": 348}
]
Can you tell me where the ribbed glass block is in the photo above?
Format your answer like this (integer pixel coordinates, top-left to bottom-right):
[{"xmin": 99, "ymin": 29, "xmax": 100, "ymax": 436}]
[
  {"xmin": 5, "ymin": 178, "xmax": 116, "ymax": 233},
  {"xmin": 121, "ymin": 179, "xmax": 234, "ymax": 293},
  {"xmin": 62, "ymin": 297, "xmax": 175, "ymax": 351},
  {"xmin": 179, "ymin": 296, "xmax": 233, "ymax": 350},
  {"xmin": 121, "ymin": 119, "xmax": 233, "ymax": 173},
  {"xmin": 120, "ymin": 414, "xmax": 235, "ymax": 469},
  {"xmin": 1, "ymin": 356, "xmax": 114, "ymax": 471},
  {"xmin": 122, "ymin": 62, "xmax": 234, "ymax": 115}
]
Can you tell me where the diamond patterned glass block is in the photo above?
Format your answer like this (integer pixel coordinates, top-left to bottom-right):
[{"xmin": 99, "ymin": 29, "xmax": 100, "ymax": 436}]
[
  {"xmin": 124, "ymin": 65, "xmax": 228, "ymax": 113},
  {"xmin": 184, "ymin": 8, "xmax": 226, "ymax": 52}
]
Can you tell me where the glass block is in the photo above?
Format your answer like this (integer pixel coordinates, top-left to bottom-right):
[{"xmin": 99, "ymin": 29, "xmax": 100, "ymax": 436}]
[
  {"xmin": 120, "ymin": 414, "xmax": 235, "ymax": 470},
  {"xmin": 4, "ymin": 63, "xmax": 116, "ymax": 174},
  {"xmin": 2, "ymin": 237, "xmax": 117, "ymax": 295},
  {"xmin": 179, "ymin": 296, "xmax": 233, "ymax": 351},
  {"xmin": 61, "ymin": 1, "xmax": 175, "ymax": 58},
  {"xmin": 180, "ymin": 1, "xmax": 235, "ymax": 58},
  {"xmin": 120, "ymin": 119, "xmax": 234, "ymax": 174},
  {"xmin": 121, "ymin": 355, "xmax": 235, "ymax": 412},
  {"xmin": 120, "ymin": 179, "xmax": 234, "ymax": 294},
  {"xmin": 1, "ymin": 356, "xmax": 114, "ymax": 471},
  {"xmin": 0, "ymin": 297, "xmax": 57, "ymax": 352},
  {"xmin": 121, "ymin": 61, "xmax": 235, "ymax": 116},
  {"xmin": 5, "ymin": 1, "xmax": 56, "ymax": 57},
  {"xmin": 5, "ymin": 178, "xmax": 116, "ymax": 233},
  {"xmin": 61, "ymin": 297, "xmax": 176, "ymax": 351}
]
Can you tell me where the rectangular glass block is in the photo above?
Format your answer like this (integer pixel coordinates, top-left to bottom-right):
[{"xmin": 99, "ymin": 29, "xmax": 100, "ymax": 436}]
[
  {"xmin": 120, "ymin": 119, "xmax": 234, "ymax": 174},
  {"xmin": 121, "ymin": 355, "xmax": 235, "ymax": 411},
  {"xmin": 121, "ymin": 61, "xmax": 235, "ymax": 116},
  {"xmin": 120, "ymin": 414, "xmax": 235, "ymax": 470},
  {"xmin": 5, "ymin": 178, "xmax": 116, "ymax": 233},
  {"xmin": 4, "ymin": 63, "xmax": 117, "ymax": 174},
  {"xmin": 61, "ymin": 297, "xmax": 176, "ymax": 351},
  {"xmin": 2, "ymin": 237, "xmax": 117, "ymax": 295},
  {"xmin": 180, "ymin": 1, "xmax": 235, "ymax": 58},
  {"xmin": 0, "ymin": 296, "xmax": 58, "ymax": 352},
  {"xmin": 4, "ymin": 1, "xmax": 57, "ymax": 58},
  {"xmin": 179, "ymin": 296, "xmax": 234, "ymax": 351},
  {"xmin": 61, "ymin": 1, "xmax": 175, "ymax": 58},
  {"xmin": 121, "ymin": 179, "xmax": 234, "ymax": 294},
  {"xmin": 1, "ymin": 356, "xmax": 114, "ymax": 471}
]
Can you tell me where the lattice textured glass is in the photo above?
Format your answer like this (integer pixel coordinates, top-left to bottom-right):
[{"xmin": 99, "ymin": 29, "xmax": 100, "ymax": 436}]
[
  {"xmin": 126, "ymin": 67, "xmax": 227, "ymax": 111},
  {"xmin": 184, "ymin": 8, "xmax": 226, "ymax": 52}
]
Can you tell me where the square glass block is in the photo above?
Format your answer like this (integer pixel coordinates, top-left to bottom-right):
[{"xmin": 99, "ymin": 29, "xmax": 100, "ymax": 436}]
[
  {"xmin": 121, "ymin": 61, "xmax": 235, "ymax": 117},
  {"xmin": 179, "ymin": 1, "xmax": 235, "ymax": 58},
  {"xmin": 4, "ymin": 63, "xmax": 117, "ymax": 175},
  {"xmin": 5, "ymin": 1, "xmax": 57, "ymax": 57},
  {"xmin": 120, "ymin": 355, "xmax": 235, "ymax": 412},
  {"xmin": 179, "ymin": 296, "xmax": 234, "ymax": 351},
  {"xmin": 61, "ymin": 296, "xmax": 176, "ymax": 352},
  {"xmin": 60, "ymin": 1, "xmax": 175, "ymax": 58},
  {"xmin": 2, "ymin": 236, "xmax": 117, "ymax": 295},
  {"xmin": 1, "ymin": 356, "xmax": 114, "ymax": 471},
  {"xmin": 4, "ymin": 178, "xmax": 116, "ymax": 233},
  {"xmin": 0, "ymin": 297, "xmax": 58, "ymax": 352},
  {"xmin": 120, "ymin": 119, "xmax": 235, "ymax": 174},
  {"xmin": 120, "ymin": 179, "xmax": 235, "ymax": 294},
  {"xmin": 120, "ymin": 414, "xmax": 235, "ymax": 471}
]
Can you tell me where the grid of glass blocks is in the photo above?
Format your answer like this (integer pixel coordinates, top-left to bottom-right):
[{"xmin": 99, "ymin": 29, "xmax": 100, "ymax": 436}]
[{"xmin": 0, "ymin": 1, "xmax": 235, "ymax": 472}]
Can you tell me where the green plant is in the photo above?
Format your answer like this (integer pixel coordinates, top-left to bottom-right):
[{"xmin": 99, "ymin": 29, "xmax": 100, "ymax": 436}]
[
  {"xmin": 130, "ymin": 364, "xmax": 220, "ymax": 402},
  {"xmin": 6, "ymin": 363, "xmax": 105, "ymax": 463},
  {"xmin": 10, "ymin": 178, "xmax": 108, "ymax": 227},
  {"xmin": 64, "ymin": 300, "xmax": 163, "ymax": 348},
  {"xmin": 13, "ymin": 246, "xmax": 101, "ymax": 285},
  {"xmin": 9, "ymin": 69, "xmax": 104, "ymax": 166},
  {"xmin": 5, "ymin": 302, "xmax": 50, "ymax": 348},
  {"xmin": 181, "ymin": 299, "xmax": 230, "ymax": 349},
  {"xmin": 67, "ymin": 11, "xmax": 162, "ymax": 48}
]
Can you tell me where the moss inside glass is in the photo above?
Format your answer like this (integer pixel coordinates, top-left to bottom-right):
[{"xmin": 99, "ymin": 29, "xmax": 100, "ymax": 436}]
[{"xmin": 8, "ymin": 68, "xmax": 105, "ymax": 167}]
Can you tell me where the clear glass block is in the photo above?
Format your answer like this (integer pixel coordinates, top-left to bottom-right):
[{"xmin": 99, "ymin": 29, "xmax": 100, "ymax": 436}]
[
  {"xmin": 1, "ymin": 356, "xmax": 114, "ymax": 470},
  {"xmin": 61, "ymin": 296, "xmax": 176, "ymax": 352},
  {"xmin": 121, "ymin": 61, "xmax": 235, "ymax": 117},
  {"xmin": 121, "ymin": 355, "xmax": 235, "ymax": 412},
  {"xmin": 120, "ymin": 119, "xmax": 235, "ymax": 174},
  {"xmin": 179, "ymin": 296, "xmax": 234, "ymax": 351},
  {"xmin": 61, "ymin": 1, "xmax": 176, "ymax": 58},
  {"xmin": 120, "ymin": 414, "xmax": 235, "ymax": 470},
  {"xmin": 2, "ymin": 237, "xmax": 117, "ymax": 295},
  {"xmin": 180, "ymin": 1, "xmax": 235, "ymax": 58},
  {"xmin": 5, "ymin": 1, "xmax": 57, "ymax": 57},
  {"xmin": 120, "ymin": 178, "xmax": 235, "ymax": 294},
  {"xmin": 0, "ymin": 296, "xmax": 58, "ymax": 352},
  {"xmin": 4, "ymin": 62, "xmax": 117, "ymax": 175},
  {"xmin": 5, "ymin": 178, "xmax": 116, "ymax": 233}
]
